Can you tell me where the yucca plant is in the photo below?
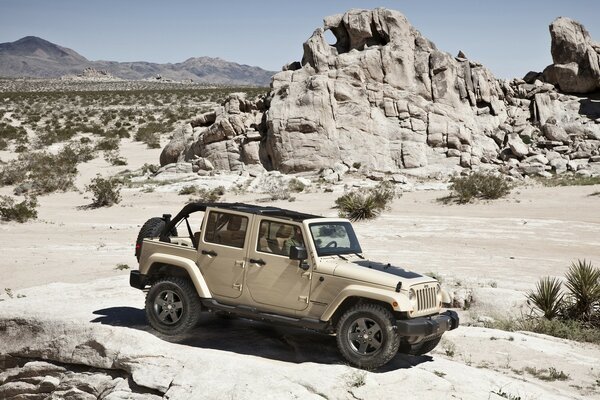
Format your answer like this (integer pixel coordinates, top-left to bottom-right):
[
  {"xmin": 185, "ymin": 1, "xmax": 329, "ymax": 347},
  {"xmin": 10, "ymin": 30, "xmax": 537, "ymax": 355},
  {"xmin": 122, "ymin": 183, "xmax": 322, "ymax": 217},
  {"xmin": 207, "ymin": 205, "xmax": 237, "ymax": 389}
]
[
  {"xmin": 564, "ymin": 259, "xmax": 600, "ymax": 320},
  {"xmin": 335, "ymin": 182, "xmax": 396, "ymax": 221},
  {"xmin": 335, "ymin": 191, "xmax": 381, "ymax": 221},
  {"xmin": 527, "ymin": 277, "xmax": 565, "ymax": 320}
]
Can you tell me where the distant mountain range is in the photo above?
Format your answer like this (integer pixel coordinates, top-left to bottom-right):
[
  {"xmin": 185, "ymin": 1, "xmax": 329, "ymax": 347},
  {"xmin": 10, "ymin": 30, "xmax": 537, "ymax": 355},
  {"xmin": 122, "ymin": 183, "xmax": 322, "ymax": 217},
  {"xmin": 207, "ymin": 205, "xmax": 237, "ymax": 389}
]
[{"xmin": 0, "ymin": 36, "xmax": 276, "ymax": 86}]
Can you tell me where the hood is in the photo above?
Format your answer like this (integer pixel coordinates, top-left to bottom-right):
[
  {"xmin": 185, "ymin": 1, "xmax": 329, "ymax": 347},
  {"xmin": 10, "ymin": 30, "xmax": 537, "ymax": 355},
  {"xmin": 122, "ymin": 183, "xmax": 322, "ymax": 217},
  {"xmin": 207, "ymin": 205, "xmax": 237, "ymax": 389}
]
[{"xmin": 321, "ymin": 256, "xmax": 436, "ymax": 288}]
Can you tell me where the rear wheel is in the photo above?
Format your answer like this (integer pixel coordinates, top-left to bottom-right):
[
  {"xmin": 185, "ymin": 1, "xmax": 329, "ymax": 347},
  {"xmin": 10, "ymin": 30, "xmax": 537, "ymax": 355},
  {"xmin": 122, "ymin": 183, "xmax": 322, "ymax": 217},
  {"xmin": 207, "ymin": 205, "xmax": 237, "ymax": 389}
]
[
  {"xmin": 336, "ymin": 303, "xmax": 400, "ymax": 369},
  {"xmin": 145, "ymin": 277, "xmax": 201, "ymax": 335}
]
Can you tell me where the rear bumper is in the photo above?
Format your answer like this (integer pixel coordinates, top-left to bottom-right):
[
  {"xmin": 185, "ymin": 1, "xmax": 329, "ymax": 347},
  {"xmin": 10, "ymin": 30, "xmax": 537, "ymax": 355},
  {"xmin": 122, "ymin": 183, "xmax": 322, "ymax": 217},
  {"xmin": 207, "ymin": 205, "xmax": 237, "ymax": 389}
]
[
  {"xmin": 396, "ymin": 310, "xmax": 459, "ymax": 336},
  {"xmin": 129, "ymin": 270, "xmax": 147, "ymax": 290}
]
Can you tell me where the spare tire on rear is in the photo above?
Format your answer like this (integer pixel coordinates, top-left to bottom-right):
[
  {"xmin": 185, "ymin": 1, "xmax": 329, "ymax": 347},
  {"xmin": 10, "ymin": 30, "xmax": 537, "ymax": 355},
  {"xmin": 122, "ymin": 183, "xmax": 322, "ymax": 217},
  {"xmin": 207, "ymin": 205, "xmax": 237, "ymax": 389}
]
[{"xmin": 135, "ymin": 217, "xmax": 178, "ymax": 260}]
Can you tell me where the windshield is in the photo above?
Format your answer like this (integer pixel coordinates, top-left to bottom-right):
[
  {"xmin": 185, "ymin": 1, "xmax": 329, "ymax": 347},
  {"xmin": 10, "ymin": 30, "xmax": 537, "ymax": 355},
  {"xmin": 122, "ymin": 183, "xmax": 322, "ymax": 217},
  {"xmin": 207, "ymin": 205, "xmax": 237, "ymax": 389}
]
[{"xmin": 309, "ymin": 221, "xmax": 362, "ymax": 256}]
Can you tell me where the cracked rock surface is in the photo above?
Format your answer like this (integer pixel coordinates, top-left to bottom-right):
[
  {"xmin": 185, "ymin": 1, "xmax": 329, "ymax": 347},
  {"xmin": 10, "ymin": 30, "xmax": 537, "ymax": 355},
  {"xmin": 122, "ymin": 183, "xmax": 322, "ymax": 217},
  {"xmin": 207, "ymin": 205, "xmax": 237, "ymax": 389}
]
[{"xmin": 1, "ymin": 277, "xmax": 598, "ymax": 399}]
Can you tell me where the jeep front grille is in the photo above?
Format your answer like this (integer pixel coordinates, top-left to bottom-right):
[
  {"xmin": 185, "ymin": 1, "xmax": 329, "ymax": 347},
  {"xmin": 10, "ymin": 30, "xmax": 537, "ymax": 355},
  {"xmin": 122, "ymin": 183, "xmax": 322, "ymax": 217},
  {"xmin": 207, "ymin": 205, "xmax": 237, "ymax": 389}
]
[{"xmin": 416, "ymin": 286, "xmax": 438, "ymax": 312}]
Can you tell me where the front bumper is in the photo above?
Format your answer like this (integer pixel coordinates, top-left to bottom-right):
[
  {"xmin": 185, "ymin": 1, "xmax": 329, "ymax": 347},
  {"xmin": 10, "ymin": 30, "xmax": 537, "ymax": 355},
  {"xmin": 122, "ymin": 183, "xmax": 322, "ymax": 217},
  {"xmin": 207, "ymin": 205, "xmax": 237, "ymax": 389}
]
[
  {"xmin": 129, "ymin": 270, "xmax": 147, "ymax": 290},
  {"xmin": 396, "ymin": 310, "xmax": 459, "ymax": 336}
]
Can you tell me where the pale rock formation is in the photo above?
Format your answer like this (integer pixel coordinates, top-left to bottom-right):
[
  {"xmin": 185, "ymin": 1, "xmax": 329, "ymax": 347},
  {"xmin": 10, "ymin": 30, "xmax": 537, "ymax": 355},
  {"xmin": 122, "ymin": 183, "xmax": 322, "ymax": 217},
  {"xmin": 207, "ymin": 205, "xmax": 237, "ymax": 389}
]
[
  {"xmin": 174, "ymin": 8, "xmax": 506, "ymax": 175},
  {"xmin": 161, "ymin": 9, "xmax": 600, "ymax": 179},
  {"xmin": 543, "ymin": 17, "xmax": 600, "ymax": 94},
  {"xmin": 159, "ymin": 124, "xmax": 193, "ymax": 166}
]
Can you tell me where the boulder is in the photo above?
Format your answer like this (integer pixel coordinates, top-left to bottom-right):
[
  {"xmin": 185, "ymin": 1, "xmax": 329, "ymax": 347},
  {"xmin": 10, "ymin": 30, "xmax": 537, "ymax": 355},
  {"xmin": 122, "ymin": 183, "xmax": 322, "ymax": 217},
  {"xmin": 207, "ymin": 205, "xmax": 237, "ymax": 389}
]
[
  {"xmin": 507, "ymin": 134, "xmax": 529, "ymax": 159},
  {"xmin": 542, "ymin": 17, "xmax": 600, "ymax": 93},
  {"xmin": 542, "ymin": 122, "xmax": 570, "ymax": 143},
  {"xmin": 159, "ymin": 124, "xmax": 193, "ymax": 167}
]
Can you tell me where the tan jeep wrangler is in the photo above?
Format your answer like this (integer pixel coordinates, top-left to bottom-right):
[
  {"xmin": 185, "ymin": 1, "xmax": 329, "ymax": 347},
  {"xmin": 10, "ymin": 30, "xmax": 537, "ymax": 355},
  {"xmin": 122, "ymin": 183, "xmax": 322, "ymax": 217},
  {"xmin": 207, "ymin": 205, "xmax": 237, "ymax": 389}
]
[{"xmin": 131, "ymin": 202, "xmax": 458, "ymax": 368}]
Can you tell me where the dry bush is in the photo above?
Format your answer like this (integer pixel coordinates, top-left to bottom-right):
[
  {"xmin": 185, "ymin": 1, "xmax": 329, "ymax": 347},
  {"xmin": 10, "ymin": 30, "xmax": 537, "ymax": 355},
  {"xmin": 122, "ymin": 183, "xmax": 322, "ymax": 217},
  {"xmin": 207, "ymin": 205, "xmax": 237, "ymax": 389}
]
[
  {"xmin": 135, "ymin": 122, "xmax": 168, "ymax": 149},
  {"xmin": 449, "ymin": 172, "xmax": 511, "ymax": 203},
  {"xmin": 0, "ymin": 195, "xmax": 38, "ymax": 223},
  {"xmin": 187, "ymin": 186, "xmax": 225, "ymax": 202},
  {"xmin": 85, "ymin": 175, "xmax": 122, "ymax": 208}
]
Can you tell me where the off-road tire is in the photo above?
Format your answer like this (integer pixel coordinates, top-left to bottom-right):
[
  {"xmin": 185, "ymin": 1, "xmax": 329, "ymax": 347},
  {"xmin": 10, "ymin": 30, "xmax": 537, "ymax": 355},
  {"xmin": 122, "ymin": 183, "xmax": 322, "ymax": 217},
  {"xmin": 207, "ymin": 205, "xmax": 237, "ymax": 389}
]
[
  {"xmin": 336, "ymin": 303, "xmax": 400, "ymax": 369},
  {"xmin": 136, "ymin": 217, "xmax": 177, "ymax": 260},
  {"xmin": 145, "ymin": 277, "xmax": 201, "ymax": 335},
  {"xmin": 407, "ymin": 336, "xmax": 442, "ymax": 356}
]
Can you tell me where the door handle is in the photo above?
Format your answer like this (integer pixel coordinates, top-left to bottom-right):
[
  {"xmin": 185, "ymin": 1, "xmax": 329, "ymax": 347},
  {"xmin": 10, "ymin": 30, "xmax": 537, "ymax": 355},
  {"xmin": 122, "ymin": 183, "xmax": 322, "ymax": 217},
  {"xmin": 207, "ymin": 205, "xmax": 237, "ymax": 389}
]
[
  {"xmin": 201, "ymin": 250, "xmax": 217, "ymax": 257},
  {"xmin": 249, "ymin": 258, "xmax": 266, "ymax": 266}
]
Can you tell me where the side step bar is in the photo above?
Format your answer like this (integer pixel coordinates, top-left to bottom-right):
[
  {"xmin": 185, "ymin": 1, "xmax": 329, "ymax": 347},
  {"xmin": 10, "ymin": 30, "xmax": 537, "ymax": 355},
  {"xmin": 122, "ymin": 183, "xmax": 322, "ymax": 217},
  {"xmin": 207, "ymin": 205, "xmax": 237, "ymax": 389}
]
[{"xmin": 200, "ymin": 299, "xmax": 329, "ymax": 332}]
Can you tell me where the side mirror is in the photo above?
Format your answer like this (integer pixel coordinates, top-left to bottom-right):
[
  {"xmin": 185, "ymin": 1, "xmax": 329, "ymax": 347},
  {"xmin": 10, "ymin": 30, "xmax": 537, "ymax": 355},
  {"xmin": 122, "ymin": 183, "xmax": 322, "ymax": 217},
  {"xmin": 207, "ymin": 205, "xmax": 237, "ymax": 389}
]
[{"xmin": 289, "ymin": 245, "xmax": 307, "ymax": 261}]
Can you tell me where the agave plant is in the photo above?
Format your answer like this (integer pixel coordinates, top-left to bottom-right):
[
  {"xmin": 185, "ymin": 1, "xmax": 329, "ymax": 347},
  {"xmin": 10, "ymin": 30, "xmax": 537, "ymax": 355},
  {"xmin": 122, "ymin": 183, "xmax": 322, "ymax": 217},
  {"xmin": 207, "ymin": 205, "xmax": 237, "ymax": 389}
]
[
  {"xmin": 527, "ymin": 277, "xmax": 564, "ymax": 320},
  {"xmin": 564, "ymin": 259, "xmax": 600, "ymax": 320}
]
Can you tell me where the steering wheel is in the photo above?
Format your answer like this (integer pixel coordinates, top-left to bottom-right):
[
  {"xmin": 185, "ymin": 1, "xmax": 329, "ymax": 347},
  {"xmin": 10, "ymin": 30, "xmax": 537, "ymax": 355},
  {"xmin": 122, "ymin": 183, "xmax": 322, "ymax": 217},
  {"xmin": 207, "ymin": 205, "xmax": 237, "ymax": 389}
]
[{"xmin": 324, "ymin": 240, "xmax": 338, "ymax": 248}]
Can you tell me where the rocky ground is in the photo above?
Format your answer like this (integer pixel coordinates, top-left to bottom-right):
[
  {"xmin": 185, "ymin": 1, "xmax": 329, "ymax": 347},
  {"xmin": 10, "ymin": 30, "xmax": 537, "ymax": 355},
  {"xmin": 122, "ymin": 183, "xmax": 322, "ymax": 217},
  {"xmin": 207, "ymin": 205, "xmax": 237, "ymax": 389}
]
[
  {"xmin": 2, "ymin": 275, "xmax": 600, "ymax": 400},
  {"xmin": 0, "ymin": 150, "xmax": 599, "ymax": 398}
]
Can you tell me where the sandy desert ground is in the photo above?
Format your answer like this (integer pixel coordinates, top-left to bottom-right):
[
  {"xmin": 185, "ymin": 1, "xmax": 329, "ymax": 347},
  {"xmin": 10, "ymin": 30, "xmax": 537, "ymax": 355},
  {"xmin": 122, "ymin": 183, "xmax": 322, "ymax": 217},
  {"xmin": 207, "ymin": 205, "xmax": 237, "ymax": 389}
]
[{"xmin": 1, "ymin": 127, "xmax": 600, "ymax": 399}]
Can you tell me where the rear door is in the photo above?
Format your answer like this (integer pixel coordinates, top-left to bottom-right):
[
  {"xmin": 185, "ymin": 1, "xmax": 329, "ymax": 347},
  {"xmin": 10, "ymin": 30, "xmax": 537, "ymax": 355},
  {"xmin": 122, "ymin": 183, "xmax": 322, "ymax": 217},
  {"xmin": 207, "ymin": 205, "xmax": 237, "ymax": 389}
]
[
  {"xmin": 197, "ymin": 209, "xmax": 251, "ymax": 299},
  {"xmin": 244, "ymin": 218, "xmax": 312, "ymax": 312}
]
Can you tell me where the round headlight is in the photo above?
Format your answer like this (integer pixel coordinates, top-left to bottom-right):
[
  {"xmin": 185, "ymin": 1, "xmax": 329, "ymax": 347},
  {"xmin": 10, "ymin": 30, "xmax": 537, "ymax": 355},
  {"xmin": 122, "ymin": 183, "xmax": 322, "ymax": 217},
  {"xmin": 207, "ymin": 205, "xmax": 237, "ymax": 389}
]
[{"xmin": 408, "ymin": 289, "xmax": 417, "ymax": 310}]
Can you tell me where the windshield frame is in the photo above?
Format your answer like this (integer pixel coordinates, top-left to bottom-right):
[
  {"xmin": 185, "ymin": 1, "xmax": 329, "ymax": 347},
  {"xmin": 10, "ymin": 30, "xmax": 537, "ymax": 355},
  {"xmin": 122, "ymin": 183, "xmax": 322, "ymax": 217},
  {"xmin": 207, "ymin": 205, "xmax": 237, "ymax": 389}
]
[{"xmin": 308, "ymin": 221, "xmax": 363, "ymax": 257}]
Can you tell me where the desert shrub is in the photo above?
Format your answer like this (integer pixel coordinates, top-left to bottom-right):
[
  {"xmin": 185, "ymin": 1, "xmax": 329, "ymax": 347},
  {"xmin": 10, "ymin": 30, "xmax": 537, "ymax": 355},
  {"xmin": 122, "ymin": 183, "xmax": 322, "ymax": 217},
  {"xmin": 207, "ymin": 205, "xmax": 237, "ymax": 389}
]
[
  {"xmin": 538, "ymin": 174, "xmax": 600, "ymax": 187},
  {"xmin": 0, "ymin": 122, "xmax": 26, "ymax": 141},
  {"xmin": 563, "ymin": 259, "xmax": 600, "ymax": 321},
  {"xmin": 450, "ymin": 172, "xmax": 511, "ymax": 203},
  {"xmin": 179, "ymin": 185, "xmax": 198, "ymax": 195},
  {"xmin": 86, "ymin": 175, "xmax": 122, "ymax": 208},
  {"xmin": 135, "ymin": 122, "xmax": 168, "ymax": 149},
  {"xmin": 37, "ymin": 127, "xmax": 77, "ymax": 146},
  {"xmin": 141, "ymin": 163, "xmax": 160, "ymax": 175},
  {"xmin": 81, "ymin": 123, "xmax": 105, "ymax": 136},
  {"xmin": 288, "ymin": 178, "xmax": 306, "ymax": 193},
  {"xmin": 335, "ymin": 181, "xmax": 396, "ymax": 221},
  {"xmin": 0, "ymin": 162, "xmax": 27, "ymax": 186},
  {"xmin": 96, "ymin": 137, "xmax": 120, "ymax": 151},
  {"xmin": 189, "ymin": 186, "xmax": 225, "ymax": 202},
  {"xmin": 0, "ymin": 147, "xmax": 79, "ymax": 194},
  {"xmin": 62, "ymin": 142, "xmax": 96, "ymax": 163},
  {"xmin": 488, "ymin": 316, "xmax": 600, "ymax": 345},
  {"xmin": 0, "ymin": 195, "xmax": 38, "ymax": 223},
  {"xmin": 113, "ymin": 127, "xmax": 130, "ymax": 138},
  {"xmin": 371, "ymin": 180, "xmax": 395, "ymax": 209},
  {"xmin": 28, "ymin": 149, "xmax": 79, "ymax": 194},
  {"xmin": 103, "ymin": 150, "xmax": 127, "ymax": 166},
  {"xmin": 527, "ymin": 277, "xmax": 564, "ymax": 320}
]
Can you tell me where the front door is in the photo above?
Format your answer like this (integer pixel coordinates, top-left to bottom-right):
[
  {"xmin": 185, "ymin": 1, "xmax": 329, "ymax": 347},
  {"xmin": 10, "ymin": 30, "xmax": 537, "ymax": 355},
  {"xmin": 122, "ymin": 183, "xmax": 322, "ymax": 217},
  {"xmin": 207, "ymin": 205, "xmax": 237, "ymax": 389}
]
[
  {"xmin": 245, "ymin": 218, "xmax": 311, "ymax": 312},
  {"xmin": 197, "ymin": 210, "xmax": 249, "ymax": 299}
]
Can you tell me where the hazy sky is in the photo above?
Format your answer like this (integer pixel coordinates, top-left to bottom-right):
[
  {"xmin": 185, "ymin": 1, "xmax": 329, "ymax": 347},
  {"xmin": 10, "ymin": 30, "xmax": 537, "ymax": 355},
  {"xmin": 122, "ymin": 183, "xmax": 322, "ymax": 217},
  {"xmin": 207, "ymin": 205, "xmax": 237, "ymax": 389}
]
[{"xmin": 1, "ymin": 0, "xmax": 599, "ymax": 79}]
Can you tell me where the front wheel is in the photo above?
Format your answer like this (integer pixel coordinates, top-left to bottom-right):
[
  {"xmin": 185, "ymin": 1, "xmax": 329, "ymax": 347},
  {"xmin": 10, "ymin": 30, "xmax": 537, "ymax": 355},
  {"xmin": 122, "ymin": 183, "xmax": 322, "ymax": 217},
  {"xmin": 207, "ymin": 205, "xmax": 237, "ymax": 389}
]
[
  {"xmin": 336, "ymin": 303, "xmax": 400, "ymax": 369},
  {"xmin": 145, "ymin": 277, "xmax": 201, "ymax": 335}
]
